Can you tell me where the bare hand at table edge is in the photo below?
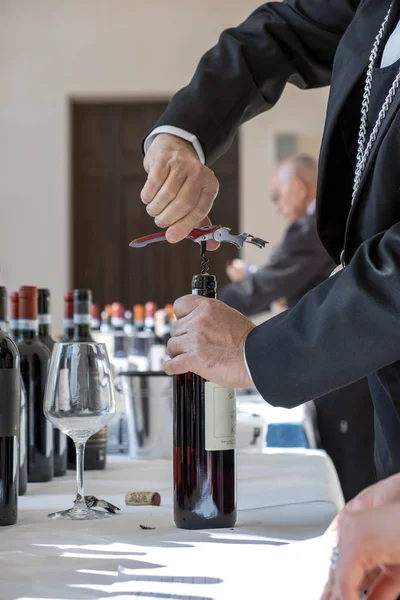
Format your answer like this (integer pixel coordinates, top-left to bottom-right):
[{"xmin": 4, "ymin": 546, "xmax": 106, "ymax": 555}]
[
  {"xmin": 320, "ymin": 502, "xmax": 400, "ymax": 600},
  {"xmin": 141, "ymin": 133, "xmax": 220, "ymax": 249},
  {"xmin": 326, "ymin": 472, "xmax": 400, "ymax": 534},
  {"xmin": 164, "ymin": 295, "xmax": 255, "ymax": 388}
]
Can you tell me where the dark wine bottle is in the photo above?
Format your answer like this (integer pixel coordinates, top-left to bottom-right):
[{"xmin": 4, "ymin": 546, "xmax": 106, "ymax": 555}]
[
  {"xmin": 0, "ymin": 287, "xmax": 20, "ymax": 524},
  {"xmin": 68, "ymin": 289, "xmax": 107, "ymax": 471},
  {"xmin": 73, "ymin": 289, "xmax": 93, "ymax": 342},
  {"xmin": 38, "ymin": 289, "xmax": 67, "ymax": 478},
  {"xmin": 38, "ymin": 288, "xmax": 55, "ymax": 350},
  {"xmin": 63, "ymin": 291, "xmax": 74, "ymax": 342},
  {"xmin": 8, "ymin": 292, "xmax": 28, "ymax": 496},
  {"xmin": 173, "ymin": 274, "xmax": 237, "ymax": 529},
  {"xmin": 18, "ymin": 286, "xmax": 53, "ymax": 483}
]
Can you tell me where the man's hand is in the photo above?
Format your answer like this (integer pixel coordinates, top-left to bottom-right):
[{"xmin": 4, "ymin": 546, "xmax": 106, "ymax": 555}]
[
  {"xmin": 226, "ymin": 259, "xmax": 247, "ymax": 282},
  {"xmin": 165, "ymin": 295, "xmax": 255, "ymax": 388},
  {"xmin": 141, "ymin": 134, "xmax": 219, "ymax": 247},
  {"xmin": 321, "ymin": 503, "xmax": 400, "ymax": 600}
]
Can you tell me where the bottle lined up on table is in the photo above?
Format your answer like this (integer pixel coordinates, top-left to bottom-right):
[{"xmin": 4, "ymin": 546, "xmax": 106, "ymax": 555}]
[
  {"xmin": 90, "ymin": 300, "xmax": 174, "ymax": 456},
  {"xmin": 93, "ymin": 300, "xmax": 175, "ymax": 372}
]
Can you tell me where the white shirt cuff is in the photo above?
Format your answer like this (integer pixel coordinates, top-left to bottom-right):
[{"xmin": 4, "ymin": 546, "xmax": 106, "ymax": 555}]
[
  {"xmin": 243, "ymin": 344, "xmax": 254, "ymax": 386},
  {"xmin": 144, "ymin": 126, "xmax": 205, "ymax": 165}
]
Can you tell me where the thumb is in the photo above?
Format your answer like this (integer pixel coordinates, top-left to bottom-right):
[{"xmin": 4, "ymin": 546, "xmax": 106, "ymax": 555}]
[{"xmin": 198, "ymin": 216, "xmax": 220, "ymax": 251}]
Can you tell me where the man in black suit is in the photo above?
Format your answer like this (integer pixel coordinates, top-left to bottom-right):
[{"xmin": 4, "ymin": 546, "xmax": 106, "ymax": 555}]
[
  {"xmin": 218, "ymin": 154, "xmax": 375, "ymax": 500},
  {"xmin": 218, "ymin": 154, "xmax": 334, "ymax": 315},
  {"xmin": 141, "ymin": 0, "xmax": 400, "ymax": 487}
]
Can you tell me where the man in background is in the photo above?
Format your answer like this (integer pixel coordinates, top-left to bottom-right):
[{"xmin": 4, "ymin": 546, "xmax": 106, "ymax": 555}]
[
  {"xmin": 219, "ymin": 155, "xmax": 333, "ymax": 315},
  {"xmin": 220, "ymin": 154, "xmax": 375, "ymax": 501}
]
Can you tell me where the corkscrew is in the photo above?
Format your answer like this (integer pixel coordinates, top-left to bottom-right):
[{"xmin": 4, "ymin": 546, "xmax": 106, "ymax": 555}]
[
  {"xmin": 129, "ymin": 225, "xmax": 268, "ymax": 250},
  {"xmin": 130, "ymin": 225, "xmax": 268, "ymax": 275}
]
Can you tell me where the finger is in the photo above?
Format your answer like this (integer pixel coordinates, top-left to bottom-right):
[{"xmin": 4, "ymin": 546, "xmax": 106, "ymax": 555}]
[
  {"xmin": 167, "ymin": 334, "xmax": 189, "ymax": 359},
  {"xmin": 173, "ymin": 294, "xmax": 204, "ymax": 319},
  {"xmin": 367, "ymin": 574, "xmax": 400, "ymax": 600},
  {"xmin": 164, "ymin": 354, "xmax": 193, "ymax": 376},
  {"xmin": 152, "ymin": 174, "xmax": 201, "ymax": 226},
  {"xmin": 141, "ymin": 164, "xmax": 170, "ymax": 205},
  {"xmin": 146, "ymin": 170, "xmax": 188, "ymax": 218},
  {"xmin": 170, "ymin": 313, "xmax": 192, "ymax": 338},
  {"xmin": 165, "ymin": 184, "xmax": 216, "ymax": 243},
  {"xmin": 198, "ymin": 216, "xmax": 220, "ymax": 251}
]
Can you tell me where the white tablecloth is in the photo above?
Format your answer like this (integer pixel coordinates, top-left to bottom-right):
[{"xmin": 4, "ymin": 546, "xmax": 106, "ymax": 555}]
[{"xmin": 1, "ymin": 451, "xmax": 344, "ymax": 600}]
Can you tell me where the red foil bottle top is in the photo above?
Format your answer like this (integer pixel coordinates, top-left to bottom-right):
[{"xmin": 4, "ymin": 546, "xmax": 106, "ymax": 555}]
[
  {"xmin": 111, "ymin": 302, "xmax": 125, "ymax": 319},
  {"xmin": 91, "ymin": 303, "xmax": 100, "ymax": 319},
  {"xmin": 19, "ymin": 286, "xmax": 38, "ymax": 319},
  {"xmin": 10, "ymin": 292, "xmax": 19, "ymax": 320},
  {"xmin": 64, "ymin": 291, "xmax": 74, "ymax": 319},
  {"xmin": 145, "ymin": 302, "xmax": 158, "ymax": 318}
]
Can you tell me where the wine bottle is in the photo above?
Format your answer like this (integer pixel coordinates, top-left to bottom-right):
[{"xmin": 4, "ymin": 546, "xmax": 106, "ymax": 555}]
[
  {"xmin": 18, "ymin": 286, "xmax": 53, "ymax": 483},
  {"xmin": 8, "ymin": 292, "xmax": 28, "ymax": 496},
  {"xmin": 63, "ymin": 291, "xmax": 74, "ymax": 342},
  {"xmin": 0, "ymin": 286, "xmax": 20, "ymax": 523},
  {"xmin": 73, "ymin": 289, "xmax": 93, "ymax": 342},
  {"xmin": 38, "ymin": 289, "xmax": 67, "ymax": 477},
  {"xmin": 67, "ymin": 289, "xmax": 107, "ymax": 470},
  {"xmin": 173, "ymin": 274, "xmax": 237, "ymax": 529},
  {"xmin": 38, "ymin": 289, "xmax": 55, "ymax": 350},
  {"xmin": 0, "ymin": 326, "xmax": 20, "ymax": 525}
]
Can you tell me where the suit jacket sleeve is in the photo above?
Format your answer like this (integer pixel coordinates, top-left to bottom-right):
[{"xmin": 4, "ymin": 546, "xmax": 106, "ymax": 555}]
[
  {"xmin": 217, "ymin": 220, "xmax": 333, "ymax": 316},
  {"xmin": 149, "ymin": 0, "xmax": 359, "ymax": 164},
  {"xmin": 245, "ymin": 222, "xmax": 400, "ymax": 407}
]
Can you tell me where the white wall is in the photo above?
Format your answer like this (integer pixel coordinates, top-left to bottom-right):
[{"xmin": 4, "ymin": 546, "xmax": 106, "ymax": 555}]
[{"xmin": 0, "ymin": 0, "xmax": 329, "ymax": 331}]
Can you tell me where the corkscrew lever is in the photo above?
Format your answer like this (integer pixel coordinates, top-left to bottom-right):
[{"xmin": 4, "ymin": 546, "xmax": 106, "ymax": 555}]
[{"xmin": 129, "ymin": 226, "xmax": 268, "ymax": 250}]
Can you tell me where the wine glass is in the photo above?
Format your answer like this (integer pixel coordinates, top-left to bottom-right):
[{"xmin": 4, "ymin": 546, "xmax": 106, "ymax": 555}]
[{"xmin": 44, "ymin": 342, "xmax": 116, "ymax": 520}]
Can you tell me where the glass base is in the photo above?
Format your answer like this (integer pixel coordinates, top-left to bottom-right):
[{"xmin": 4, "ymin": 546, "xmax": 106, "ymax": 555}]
[{"xmin": 48, "ymin": 505, "xmax": 111, "ymax": 520}]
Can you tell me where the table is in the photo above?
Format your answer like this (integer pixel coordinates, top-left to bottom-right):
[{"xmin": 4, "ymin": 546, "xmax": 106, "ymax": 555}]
[{"xmin": 1, "ymin": 451, "xmax": 344, "ymax": 600}]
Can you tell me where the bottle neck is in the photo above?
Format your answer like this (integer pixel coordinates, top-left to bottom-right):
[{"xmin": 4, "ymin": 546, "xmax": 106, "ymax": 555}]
[
  {"xmin": 38, "ymin": 314, "xmax": 52, "ymax": 338},
  {"xmin": 19, "ymin": 325, "xmax": 38, "ymax": 341},
  {"xmin": 63, "ymin": 318, "xmax": 74, "ymax": 341},
  {"xmin": 9, "ymin": 322, "xmax": 18, "ymax": 341},
  {"xmin": 73, "ymin": 323, "xmax": 93, "ymax": 342}
]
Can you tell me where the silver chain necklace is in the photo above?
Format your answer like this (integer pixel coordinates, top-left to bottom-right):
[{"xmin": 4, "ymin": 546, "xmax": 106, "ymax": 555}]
[
  {"xmin": 352, "ymin": 3, "xmax": 400, "ymax": 204},
  {"xmin": 331, "ymin": 3, "xmax": 400, "ymax": 275}
]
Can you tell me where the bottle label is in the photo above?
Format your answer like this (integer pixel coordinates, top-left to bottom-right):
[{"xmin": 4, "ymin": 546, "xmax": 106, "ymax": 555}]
[
  {"xmin": 73, "ymin": 314, "xmax": 91, "ymax": 325},
  {"xmin": 204, "ymin": 382, "xmax": 236, "ymax": 451},
  {"xmin": 91, "ymin": 318, "xmax": 101, "ymax": 329},
  {"xmin": 0, "ymin": 320, "xmax": 8, "ymax": 333},
  {"xmin": 38, "ymin": 314, "xmax": 51, "ymax": 325},
  {"xmin": 87, "ymin": 426, "xmax": 107, "ymax": 444},
  {"xmin": 19, "ymin": 319, "xmax": 38, "ymax": 332},
  {"xmin": 64, "ymin": 318, "xmax": 73, "ymax": 329},
  {"xmin": 0, "ymin": 370, "xmax": 20, "ymax": 437}
]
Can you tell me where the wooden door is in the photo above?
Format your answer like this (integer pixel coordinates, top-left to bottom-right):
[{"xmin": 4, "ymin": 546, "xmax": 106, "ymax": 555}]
[{"xmin": 72, "ymin": 102, "xmax": 239, "ymax": 309}]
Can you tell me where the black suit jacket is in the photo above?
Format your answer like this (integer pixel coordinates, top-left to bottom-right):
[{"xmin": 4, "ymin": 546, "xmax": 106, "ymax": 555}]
[
  {"xmin": 152, "ymin": 0, "xmax": 400, "ymax": 479},
  {"xmin": 218, "ymin": 214, "xmax": 335, "ymax": 316}
]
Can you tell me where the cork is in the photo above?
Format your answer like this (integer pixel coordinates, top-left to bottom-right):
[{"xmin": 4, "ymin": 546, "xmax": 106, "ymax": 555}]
[{"xmin": 125, "ymin": 491, "xmax": 161, "ymax": 506}]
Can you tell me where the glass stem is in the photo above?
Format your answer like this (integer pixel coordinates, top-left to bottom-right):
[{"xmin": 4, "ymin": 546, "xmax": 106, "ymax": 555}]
[{"xmin": 75, "ymin": 441, "xmax": 86, "ymax": 506}]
